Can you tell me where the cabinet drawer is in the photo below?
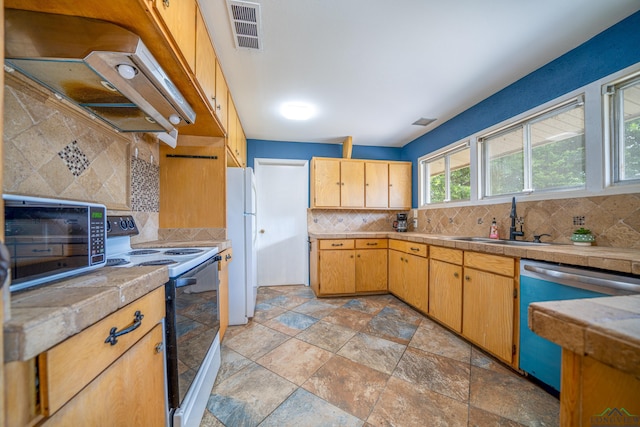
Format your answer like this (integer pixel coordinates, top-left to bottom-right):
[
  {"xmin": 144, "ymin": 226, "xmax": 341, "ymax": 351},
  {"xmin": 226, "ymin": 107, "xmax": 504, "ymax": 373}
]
[
  {"xmin": 389, "ymin": 240, "xmax": 427, "ymax": 257},
  {"xmin": 355, "ymin": 239, "xmax": 388, "ymax": 249},
  {"xmin": 319, "ymin": 239, "xmax": 355, "ymax": 250},
  {"xmin": 464, "ymin": 251, "xmax": 514, "ymax": 277},
  {"xmin": 430, "ymin": 246, "xmax": 463, "ymax": 264},
  {"xmin": 41, "ymin": 286, "xmax": 166, "ymax": 415}
]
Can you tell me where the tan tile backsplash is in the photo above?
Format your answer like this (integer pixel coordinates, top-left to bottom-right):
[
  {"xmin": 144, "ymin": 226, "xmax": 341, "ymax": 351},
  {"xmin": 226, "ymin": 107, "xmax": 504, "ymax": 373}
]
[
  {"xmin": 308, "ymin": 210, "xmax": 409, "ymax": 233},
  {"xmin": 3, "ymin": 73, "xmax": 161, "ymax": 241},
  {"xmin": 308, "ymin": 194, "xmax": 640, "ymax": 249},
  {"xmin": 415, "ymin": 194, "xmax": 640, "ymax": 249}
]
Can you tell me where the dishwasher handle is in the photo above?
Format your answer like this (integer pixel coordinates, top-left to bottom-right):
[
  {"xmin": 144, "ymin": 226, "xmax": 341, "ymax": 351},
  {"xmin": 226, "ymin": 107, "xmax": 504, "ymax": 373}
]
[{"xmin": 523, "ymin": 264, "xmax": 640, "ymax": 295}]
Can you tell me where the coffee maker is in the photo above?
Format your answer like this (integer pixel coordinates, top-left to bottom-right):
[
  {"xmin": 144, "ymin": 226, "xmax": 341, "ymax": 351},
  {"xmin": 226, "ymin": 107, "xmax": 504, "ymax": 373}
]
[{"xmin": 393, "ymin": 213, "xmax": 408, "ymax": 232}]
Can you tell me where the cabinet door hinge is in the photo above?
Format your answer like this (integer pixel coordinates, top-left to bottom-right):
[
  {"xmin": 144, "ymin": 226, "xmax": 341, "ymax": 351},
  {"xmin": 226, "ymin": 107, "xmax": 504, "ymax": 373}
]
[
  {"xmin": 512, "ymin": 344, "xmax": 517, "ymax": 356},
  {"xmin": 513, "ymin": 288, "xmax": 518, "ymax": 298}
]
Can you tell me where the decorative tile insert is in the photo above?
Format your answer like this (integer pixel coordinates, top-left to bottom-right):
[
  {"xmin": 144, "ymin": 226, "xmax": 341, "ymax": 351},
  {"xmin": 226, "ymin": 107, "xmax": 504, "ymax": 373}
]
[
  {"xmin": 57, "ymin": 141, "xmax": 90, "ymax": 176},
  {"xmin": 131, "ymin": 157, "xmax": 159, "ymax": 212}
]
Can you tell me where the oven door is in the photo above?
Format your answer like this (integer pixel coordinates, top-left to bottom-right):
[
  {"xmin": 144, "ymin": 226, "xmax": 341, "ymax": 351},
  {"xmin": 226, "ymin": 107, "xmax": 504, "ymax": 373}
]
[{"xmin": 165, "ymin": 255, "xmax": 221, "ymax": 412}]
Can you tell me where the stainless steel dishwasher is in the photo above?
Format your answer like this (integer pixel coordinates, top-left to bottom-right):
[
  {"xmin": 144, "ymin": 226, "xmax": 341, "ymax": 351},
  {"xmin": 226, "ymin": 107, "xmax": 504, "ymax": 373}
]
[{"xmin": 519, "ymin": 259, "xmax": 640, "ymax": 392}]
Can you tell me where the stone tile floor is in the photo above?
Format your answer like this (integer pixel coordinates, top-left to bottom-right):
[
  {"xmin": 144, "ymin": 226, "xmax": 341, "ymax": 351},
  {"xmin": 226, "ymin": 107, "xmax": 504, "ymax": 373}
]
[{"xmin": 200, "ymin": 285, "xmax": 559, "ymax": 427}]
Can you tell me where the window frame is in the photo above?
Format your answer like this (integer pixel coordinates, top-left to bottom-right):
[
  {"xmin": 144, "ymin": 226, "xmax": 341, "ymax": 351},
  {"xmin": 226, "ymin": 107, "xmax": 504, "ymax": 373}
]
[
  {"xmin": 418, "ymin": 141, "xmax": 470, "ymax": 207},
  {"xmin": 604, "ymin": 71, "xmax": 640, "ymax": 186},
  {"xmin": 479, "ymin": 96, "xmax": 586, "ymax": 199}
]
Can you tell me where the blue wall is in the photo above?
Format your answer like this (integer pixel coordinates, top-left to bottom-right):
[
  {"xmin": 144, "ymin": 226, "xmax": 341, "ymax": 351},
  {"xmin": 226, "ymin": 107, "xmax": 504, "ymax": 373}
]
[
  {"xmin": 401, "ymin": 10, "xmax": 640, "ymax": 206},
  {"xmin": 246, "ymin": 10, "xmax": 640, "ymax": 207},
  {"xmin": 246, "ymin": 139, "xmax": 402, "ymax": 168}
]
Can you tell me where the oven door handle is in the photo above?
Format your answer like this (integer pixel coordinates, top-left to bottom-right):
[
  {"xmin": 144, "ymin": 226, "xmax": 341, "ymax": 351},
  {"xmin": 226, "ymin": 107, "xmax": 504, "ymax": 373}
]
[{"xmin": 175, "ymin": 277, "xmax": 198, "ymax": 288}]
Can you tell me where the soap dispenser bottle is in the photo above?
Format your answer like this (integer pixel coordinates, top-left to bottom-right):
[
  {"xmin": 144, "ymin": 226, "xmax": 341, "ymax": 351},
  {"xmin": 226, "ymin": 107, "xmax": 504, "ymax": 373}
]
[{"xmin": 489, "ymin": 218, "xmax": 499, "ymax": 239}]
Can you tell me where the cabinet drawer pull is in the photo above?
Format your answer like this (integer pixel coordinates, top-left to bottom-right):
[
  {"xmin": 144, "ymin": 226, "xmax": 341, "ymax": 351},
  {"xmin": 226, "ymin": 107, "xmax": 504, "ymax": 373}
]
[
  {"xmin": 331, "ymin": 243, "xmax": 343, "ymax": 247},
  {"xmin": 105, "ymin": 310, "xmax": 144, "ymax": 346},
  {"xmin": 366, "ymin": 242, "xmax": 378, "ymax": 246},
  {"xmin": 410, "ymin": 247, "xmax": 420, "ymax": 252},
  {"xmin": 225, "ymin": 253, "xmax": 232, "ymax": 261}
]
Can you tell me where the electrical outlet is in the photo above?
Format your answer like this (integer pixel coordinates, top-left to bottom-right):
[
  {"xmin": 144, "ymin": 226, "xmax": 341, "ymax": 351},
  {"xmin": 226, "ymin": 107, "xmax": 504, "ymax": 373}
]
[{"xmin": 413, "ymin": 218, "xmax": 418, "ymax": 228}]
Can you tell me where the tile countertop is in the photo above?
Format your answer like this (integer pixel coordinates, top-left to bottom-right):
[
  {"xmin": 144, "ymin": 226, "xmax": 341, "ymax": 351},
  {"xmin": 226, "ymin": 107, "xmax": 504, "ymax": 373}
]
[
  {"xmin": 3, "ymin": 239, "xmax": 230, "ymax": 363},
  {"xmin": 4, "ymin": 266, "xmax": 168, "ymax": 363},
  {"xmin": 529, "ymin": 295, "xmax": 640, "ymax": 377},
  {"xmin": 308, "ymin": 232, "xmax": 640, "ymax": 275}
]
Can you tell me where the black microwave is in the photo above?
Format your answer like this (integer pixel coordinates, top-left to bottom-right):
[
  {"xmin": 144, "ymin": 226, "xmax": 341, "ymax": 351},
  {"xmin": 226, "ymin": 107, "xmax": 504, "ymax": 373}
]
[{"xmin": 3, "ymin": 194, "xmax": 107, "ymax": 292}]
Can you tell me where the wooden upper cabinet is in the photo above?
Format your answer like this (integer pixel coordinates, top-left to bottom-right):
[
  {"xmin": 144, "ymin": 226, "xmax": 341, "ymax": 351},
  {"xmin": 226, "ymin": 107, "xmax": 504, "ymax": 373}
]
[
  {"xmin": 195, "ymin": 7, "xmax": 216, "ymax": 111},
  {"xmin": 340, "ymin": 161, "xmax": 365, "ymax": 207},
  {"xmin": 365, "ymin": 162, "xmax": 389, "ymax": 208},
  {"xmin": 159, "ymin": 141, "xmax": 226, "ymax": 228},
  {"xmin": 214, "ymin": 60, "xmax": 229, "ymax": 131},
  {"xmin": 153, "ymin": 0, "xmax": 196, "ymax": 73},
  {"xmin": 311, "ymin": 158, "xmax": 411, "ymax": 209},
  {"xmin": 389, "ymin": 162, "xmax": 412, "ymax": 209},
  {"xmin": 312, "ymin": 158, "xmax": 342, "ymax": 207}
]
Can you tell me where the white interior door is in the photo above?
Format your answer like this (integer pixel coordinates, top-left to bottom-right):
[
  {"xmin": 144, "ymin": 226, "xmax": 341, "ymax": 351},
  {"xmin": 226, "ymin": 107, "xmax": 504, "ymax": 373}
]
[{"xmin": 255, "ymin": 159, "xmax": 309, "ymax": 286}]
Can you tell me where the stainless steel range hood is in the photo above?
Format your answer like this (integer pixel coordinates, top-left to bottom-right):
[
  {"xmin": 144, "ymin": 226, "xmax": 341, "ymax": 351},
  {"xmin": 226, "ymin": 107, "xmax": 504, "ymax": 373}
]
[{"xmin": 4, "ymin": 9, "xmax": 196, "ymax": 146}]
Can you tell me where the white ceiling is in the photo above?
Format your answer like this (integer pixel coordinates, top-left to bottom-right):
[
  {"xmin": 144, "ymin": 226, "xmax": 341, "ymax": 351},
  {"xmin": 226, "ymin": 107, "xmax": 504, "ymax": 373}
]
[{"xmin": 200, "ymin": 0, "xmax": 640, "ymax": 148}]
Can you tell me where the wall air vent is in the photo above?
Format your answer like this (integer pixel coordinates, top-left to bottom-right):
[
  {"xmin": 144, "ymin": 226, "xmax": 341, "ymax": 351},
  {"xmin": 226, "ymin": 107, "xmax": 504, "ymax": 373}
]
[{"xmin": 227, "ymin": 0, "xmax": 263, "ymax": 50}]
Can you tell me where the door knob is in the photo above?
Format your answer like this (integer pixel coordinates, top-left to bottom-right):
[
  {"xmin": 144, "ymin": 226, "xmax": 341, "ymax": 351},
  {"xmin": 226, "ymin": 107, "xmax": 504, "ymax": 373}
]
[{"xmin": 259, "ymin": 229, "xmax": 265, "ymax": 234}]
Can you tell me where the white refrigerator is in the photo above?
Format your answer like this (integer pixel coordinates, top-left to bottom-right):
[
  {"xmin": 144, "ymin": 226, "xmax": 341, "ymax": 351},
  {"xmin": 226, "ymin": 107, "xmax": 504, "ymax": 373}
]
[{"xmin": 226, "ymin": 167, "xmax": 258, "ymax": 325}]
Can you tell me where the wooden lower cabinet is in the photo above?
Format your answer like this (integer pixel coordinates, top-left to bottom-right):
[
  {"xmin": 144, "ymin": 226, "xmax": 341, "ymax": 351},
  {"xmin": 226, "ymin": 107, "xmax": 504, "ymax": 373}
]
[
  {"xmin": 461, "ymin": 252, "xmax": 517, "ymax": 364},
  {"xmin": 312, "ymin": 239, "xmax": 388, "ymax": 296},
  {"xmin": 319, "ymin": 249, "xmax": 356, "ymax": 295},
  {"xmin": 42, "ymin": 324, "xmax": 166, "ymax": 426},
  {"xmin": 388, "ymin": 240, "xmax": 428, "ymax": 313},
  {"xmin": 8, "ymin": 288, "xmax": 168, "ymax": 426},
  {"xmin": 356, "ymin": 249, "xmax": 388, "ymax": 292},
  {"xmin": 388, "ymin": 249, "xmax": 406, "ymax": 299},
  {"xmin": 429, "ymin": 258, "xmax": 463, "ymax": 332},
  {"xmin": 218, "ymin": 249, "xmax": 232, "ymax": 340}
]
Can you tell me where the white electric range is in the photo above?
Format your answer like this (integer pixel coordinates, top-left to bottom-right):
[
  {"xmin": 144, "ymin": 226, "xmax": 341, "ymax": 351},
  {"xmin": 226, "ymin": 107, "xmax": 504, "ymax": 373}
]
[{"xmin": 106, "ymin": 215, "xmax": 221, "ymax": 427}]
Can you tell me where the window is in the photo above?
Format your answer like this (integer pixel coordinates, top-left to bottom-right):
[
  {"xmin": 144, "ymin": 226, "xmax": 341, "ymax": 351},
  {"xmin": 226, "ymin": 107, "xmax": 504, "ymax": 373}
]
[
  {"xmin": 420, "ymin": 143, "xmax": 470, "ymax": 205},
  {"xmin": 608, "ymin": 75, "xmax": 640, "ymax": 183},
  {"xmin": 481, "ymin": 98, "xmax": 585, "ymax": 197}
]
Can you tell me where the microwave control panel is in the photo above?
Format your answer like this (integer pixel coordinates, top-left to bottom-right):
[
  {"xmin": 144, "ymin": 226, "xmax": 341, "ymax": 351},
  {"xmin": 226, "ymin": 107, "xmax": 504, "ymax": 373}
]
[{"xmin": 89, "ymin": 206, "xmax": 107, "ymax": 264}]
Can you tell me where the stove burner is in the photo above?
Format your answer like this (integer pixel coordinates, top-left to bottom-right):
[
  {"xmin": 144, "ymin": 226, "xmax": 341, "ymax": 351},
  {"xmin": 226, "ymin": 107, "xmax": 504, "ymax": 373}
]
[
  {"xmin": 136, "ymin": 259, "xmax": 177, "ymax": 266},
  {"xmin": 164, "ymin": 248, "xmax": 204, "ymax": 256},
  {"xmin": 107, "ymin": 258, "xmax": 130, "ymax": 267},
  {"xmin": 128, "ymin": 249, "xmax": 161, "ymax": 256}
]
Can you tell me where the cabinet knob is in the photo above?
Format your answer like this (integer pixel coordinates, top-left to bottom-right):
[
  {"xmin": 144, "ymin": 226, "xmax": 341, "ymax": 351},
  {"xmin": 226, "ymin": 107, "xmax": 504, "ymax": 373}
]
[
  {"xmin": 341, "ymin": 182, "xmax": 345, "ymax": 186},
  {"xmin": 465, "ymin": 275, "xmax": 471, "ymax": 281},
  {"xmin": 336, "ymin": 182, "xmax": 340, "ymax": 185},
  {"xmin": 357, "ymin": 254, "xmax": 360, "ymax": 258},
  {"xmin": 163, "ymin": 0, "xmax": 170, "ymax": 7},
  {"xmin": 350, "ymin": 255, "xmax": 354, "ymax": 258},
  {"xmin": 454, "ymin": 272, "xmax": 459, "ymax": 278},
  {"xmin": 155, "ymin": 342, "xmax": 164, "ymax": 354}
]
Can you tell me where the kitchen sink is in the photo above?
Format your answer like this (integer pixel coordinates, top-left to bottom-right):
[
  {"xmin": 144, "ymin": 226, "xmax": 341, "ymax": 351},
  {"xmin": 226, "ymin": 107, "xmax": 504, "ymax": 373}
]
[{"xmin": 441, "ymin": 236, "xmax": 551, "ymax": 246}]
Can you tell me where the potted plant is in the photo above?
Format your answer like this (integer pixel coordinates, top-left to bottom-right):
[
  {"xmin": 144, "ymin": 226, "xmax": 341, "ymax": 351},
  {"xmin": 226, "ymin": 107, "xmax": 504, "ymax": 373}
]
[{"xmin": 571, "ymin": 227, "xmax": 595, "ymax": 246}]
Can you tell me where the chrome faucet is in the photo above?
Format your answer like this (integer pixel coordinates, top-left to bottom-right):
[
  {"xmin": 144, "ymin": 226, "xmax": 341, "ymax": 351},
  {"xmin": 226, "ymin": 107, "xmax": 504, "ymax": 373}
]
[{"xmin": 509, "ymin": 197, "xmax": 524, "ymax": 241}]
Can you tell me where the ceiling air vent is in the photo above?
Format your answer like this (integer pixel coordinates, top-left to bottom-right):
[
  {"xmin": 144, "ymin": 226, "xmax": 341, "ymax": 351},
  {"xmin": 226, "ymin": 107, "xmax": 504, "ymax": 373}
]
[{"xmin": 227, "ymin": 0, "xmax": 263, "ymax": 50}]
